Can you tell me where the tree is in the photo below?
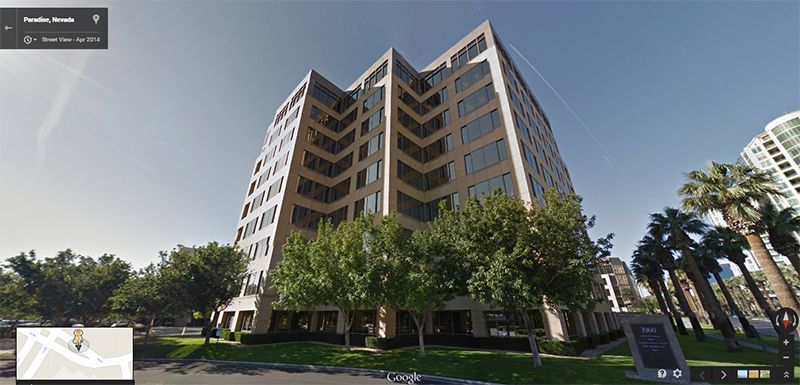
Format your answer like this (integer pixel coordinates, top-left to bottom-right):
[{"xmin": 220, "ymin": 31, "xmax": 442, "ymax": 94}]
[
  {"xmin": 74, "ymin": 254, "xmax": 131, "ymax": 325},
  {"xmin": 639, "ymin": 233, "xmax": 700, "ymax": 338},
  {"xmin": 700, "ymin": 230, "xmax": 759, "ymax": 337},
  {"xmin": 111, "ymin": 261, "xmax": 178, "ymax": 344},
  {"xmin": 0, "ymin": 268, "xmax": 38, "ymax": 321},
  {"xmin": 167, "ymin": 242, "xmax": 248, "ymax": 354},
  {"xmin": 439, "ymin": 189, "xmax": 611, "ymax": 367},
  {"xmin": 680, "ymin": 162, "xmax": 800, "ymax": 317},
  {"xmin": 650, "ymin": 208, "xmax": 740, "ymax": 352},
  {"xmin": 631, "ymin": 247, "xmax": 680, "ymax": 332},
  {"xmin": 758, "ymin": 202, "xmax": 800, "ymax": 276},
  {"xmin": 377, "ymin": 213, "xmax": 453, "ymax": 357},
  {"xmin": 704, "ymin": 227, "xmax": 775, "ymax": 321},
  {"xmin": 272, "ymin": 216, "xmax": 383, "ymax": 351}
]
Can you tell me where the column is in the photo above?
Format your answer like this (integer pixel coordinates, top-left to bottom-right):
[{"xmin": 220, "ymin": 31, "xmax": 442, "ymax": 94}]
[
  {"xmin": 573, "ymin": 311, "xmax": 588, "ymax": 337},
  {"xmin": 584, "ymin": 311, "xmax": 599, "ymax": 334},
  {"xmin": 471, "ymin": 309, "xmax": 488, "ymax": 337},
  {"xmin": 377, "ymin": 307, "xmax": 396, "ymax": 338},
  {"xmin": 595, "ymin": 312, "xmax": 609, "ymax": 333},
  {"xmin": 251, "ymin": 306, "xmax": 273, "ymax": 334},
  {"xmin": 542, "ymin": 306, "xmax": 566, "ymax": 341},
  {"xmin": 336, "ymin": 311, "xmax": 346, "ymax": 334},
  {"xmin": 309, "ymin": 311, "xmax": 319, "ymax": 332}
]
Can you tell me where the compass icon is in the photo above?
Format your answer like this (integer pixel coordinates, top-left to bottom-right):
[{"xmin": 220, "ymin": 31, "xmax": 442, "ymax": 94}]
[{"xmin": 774, "ymin": 307, "xmax": 798, "ymax": 333}]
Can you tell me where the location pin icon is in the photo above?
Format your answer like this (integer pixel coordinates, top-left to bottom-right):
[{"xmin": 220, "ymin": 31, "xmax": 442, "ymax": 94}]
[{"xmin": 92, "ymin": 14, "xmax": 100, "ymax": 25}]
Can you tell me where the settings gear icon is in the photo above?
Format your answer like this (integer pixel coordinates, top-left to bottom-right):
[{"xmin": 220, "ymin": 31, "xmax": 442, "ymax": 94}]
[{"xmin": 672, "ymin": 368, "xmax": 683, "ymax": 379}]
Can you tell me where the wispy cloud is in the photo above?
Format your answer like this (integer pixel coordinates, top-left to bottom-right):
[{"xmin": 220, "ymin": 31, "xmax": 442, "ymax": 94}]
[{"xmin": 34, "ymin": 52, "xmax": 92, "ymax": 175}]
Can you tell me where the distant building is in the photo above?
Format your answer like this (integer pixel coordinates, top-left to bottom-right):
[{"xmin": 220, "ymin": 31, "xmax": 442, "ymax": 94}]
[{"xmin": 598, "ymin": 257, "xmax": 645, "ymax": 312}]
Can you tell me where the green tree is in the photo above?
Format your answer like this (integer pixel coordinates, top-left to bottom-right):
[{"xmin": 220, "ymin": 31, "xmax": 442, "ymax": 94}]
[
  {"xmin": 0, "ymin": 267, "xmax": 38, "ymax": 321},
  {"xmin": 74, "ymin": 254, "xmax": 131, "ymax": 325},
  {"xmin": 272, "ymin": 216, "xmax": 383, "ymax": 351},
  {"xmin": 700, "ymin": 230, "xmax": 759, "ymax": 337},
  {"xmin": 439, "ymin": 189, "xmax": 611, "ymax": 367},
  {"xmin": 640, "ymin": 232, "xmax": 703, "ymax": 340},
  {"xmin": 111, "ymin": 260, "xmax": 178, "ymax": 344},
  {"xmin": 377, "ymin": 213, "xmax": 454, "ymax": 357},
  {"xmin": 650, "ymin": 208, "xmax": 740, "ymax": 352},
  {"xmin": 679, "ymin": 162, "xmax": 800, "ymax": 317},
  {"xmin": 631, "ymin": 247, "xmax": 681, "ymax": 332},
  {"xmin": 167, "ymin": 242, "xmax": 248, "ymax": 354},
  {"xmin": 758, "ymin": 202, "xmax": 800, "ymax": 276},
  {"xmin": 704, "ymin": 227, "xmax": 775, "ymax": 321}
]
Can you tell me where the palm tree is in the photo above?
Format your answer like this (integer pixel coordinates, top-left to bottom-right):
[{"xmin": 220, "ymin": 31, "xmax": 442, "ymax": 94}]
[
  {"xmin": 758, "ymin": 201, "xmax": 800, "ymax": 276},
  {"xmin": 680, "ymin": 162, "xmax": 800, "ymax": 317},
  {"xmin": 650, "ymin": 208, "xmax": 740, "ymax": 352},
  {"xmin": 696, "ymin": 238, "xmax": 759, "ymax": 338},
  {"xmin": 632, "ymin": 247, "xmax": 679, "ymax": 332},
  {"xmin": 640, "ymin": 232, "xmax": 703, "ymax": 340},
  {"xmin": 704, "ymin": 227, "xmax": 775, "ymax": 321}
]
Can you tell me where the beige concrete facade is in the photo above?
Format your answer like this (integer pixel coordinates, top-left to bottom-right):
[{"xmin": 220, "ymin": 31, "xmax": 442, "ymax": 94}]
[{"xmin": 216, "ymin": 20, "xmax": 618, "ymax": 342}]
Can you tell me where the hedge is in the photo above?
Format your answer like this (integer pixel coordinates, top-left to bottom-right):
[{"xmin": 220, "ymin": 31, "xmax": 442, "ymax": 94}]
[{"xmin": 240, "ymin": 332, "xmax": 588, "ymax": 356}]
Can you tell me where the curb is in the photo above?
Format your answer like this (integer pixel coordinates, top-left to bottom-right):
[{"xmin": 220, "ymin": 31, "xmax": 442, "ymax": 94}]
[{"xmin": 136, "ymin": 358, "xmax": 507, "ymax": 385}]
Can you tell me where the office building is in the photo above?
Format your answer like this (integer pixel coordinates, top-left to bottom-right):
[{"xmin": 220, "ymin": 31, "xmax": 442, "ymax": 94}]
[
  {"xmin": 598, "ymin": 257, "xmax": 644, "ymax": 312},
  {"xmin": 216, "ymin": 21, "xmax": 616, "ymax": 343}
]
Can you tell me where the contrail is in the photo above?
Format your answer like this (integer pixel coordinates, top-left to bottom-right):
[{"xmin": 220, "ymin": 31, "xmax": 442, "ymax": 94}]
[{"xmin": 508, "ymin": 43, "xmax": 618, "ymax": 169}]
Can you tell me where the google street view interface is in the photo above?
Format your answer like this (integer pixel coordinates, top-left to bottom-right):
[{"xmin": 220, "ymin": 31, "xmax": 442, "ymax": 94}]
[{"xmin": 1, "ymin": 2, "xmax": 799, "ymax": 385}]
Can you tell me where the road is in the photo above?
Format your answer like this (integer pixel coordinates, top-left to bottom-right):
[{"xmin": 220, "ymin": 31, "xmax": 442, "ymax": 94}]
[{"xmin": 0, "ymin": 359, "xmax": 472, "ymax": 384}]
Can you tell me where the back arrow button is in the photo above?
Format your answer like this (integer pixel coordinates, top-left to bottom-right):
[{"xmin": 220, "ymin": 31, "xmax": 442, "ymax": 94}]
[{"xmin": 3, "ymin": 25, "xmax": 12, "ymax": 31}]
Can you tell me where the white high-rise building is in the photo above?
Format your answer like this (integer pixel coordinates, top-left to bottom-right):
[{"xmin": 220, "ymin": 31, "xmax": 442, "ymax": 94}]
[{"xmin": 705, "ymin": 110, "xmax": 800, "ymax": 274}]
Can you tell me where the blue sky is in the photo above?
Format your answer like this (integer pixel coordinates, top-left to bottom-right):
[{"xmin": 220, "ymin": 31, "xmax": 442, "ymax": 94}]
[{"xmin": 1, "ymin": 1, "xmax": 798, "ymax": 269}]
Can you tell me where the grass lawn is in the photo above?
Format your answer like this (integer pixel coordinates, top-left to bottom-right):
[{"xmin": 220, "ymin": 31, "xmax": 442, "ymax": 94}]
[{"xmin": 134, "ymin": 335, "xmax": 799, "ymax": 384}]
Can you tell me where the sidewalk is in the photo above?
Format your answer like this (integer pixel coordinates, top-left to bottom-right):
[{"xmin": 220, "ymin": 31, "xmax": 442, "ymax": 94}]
[{"xmin": 580, "ymin": 337, "xmax": 627, "ymax": 358}]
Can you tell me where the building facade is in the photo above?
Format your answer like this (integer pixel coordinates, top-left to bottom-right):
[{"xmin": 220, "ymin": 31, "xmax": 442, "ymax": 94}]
[
  {"xmin": 217, "ymin": 21, "xmax": 617, "ymax": 343},
  {"xmin": 598, "ymin": 257, "xmax": 644, "ymax": 312},
  {"xmin": 705, "ymin": 111, "xmax": 800, "ymax": 272}
]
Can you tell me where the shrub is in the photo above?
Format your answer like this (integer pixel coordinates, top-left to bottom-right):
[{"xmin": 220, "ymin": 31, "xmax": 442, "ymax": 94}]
[
  {"xmin": 586, "ymin": 334, "xmax": 600, "ymax": 348},
  {"xmin": 537, "ymin": 338, "xmax": 585, "ymax": 356},
  {"xmin": 365, "ymin": 336, "xmax": 393, "ymax": 349},
  {"xmin": 598, "ymin": 332, "xmax": 610, "ymax": 345},
  {"xmin": 234, "ymin": 331, "xmax": 250, "ymax": 342}
]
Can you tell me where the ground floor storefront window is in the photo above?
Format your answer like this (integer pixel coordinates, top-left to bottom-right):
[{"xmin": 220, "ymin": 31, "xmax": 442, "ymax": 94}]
[
  {"xmin": 238, "ymin": 311, "xmax": 254, "ymax": 332},
  {"xmin": 485, "ymin": 310, "xmax": 544, "ymax": 337},
  {"xmin": 220, "ymin": 311, "xmax": 235, "ymax": 330},
  {"xmin": 269, "ymin": 311, "xmax": 312, "ymax": 332},
  {"xmin": 433, "ymin": 310, "xmax": 472, "ymax": 335},
  {"xmin": 317, "ymin": 311, "xmax": 338, "ymax": 332},
  {"xmin": 395, "ymin": 311, "xmax": 415, "ymax": 335},
  {"xmin": 351, "ymin": 310, "xmax": 376, "ymax": 334}
]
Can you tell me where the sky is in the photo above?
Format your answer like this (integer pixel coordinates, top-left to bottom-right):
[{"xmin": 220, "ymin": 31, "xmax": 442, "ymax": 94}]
[{"xmin": 1, "ymin": 0, "xmax": 798, "ymax": 269}]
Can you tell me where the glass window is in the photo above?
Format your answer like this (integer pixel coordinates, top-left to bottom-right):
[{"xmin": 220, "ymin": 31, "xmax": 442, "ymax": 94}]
[
  {"xmin": 359, "ymin": 131, "xmax": 384, "ymax": 160},
  {"xmin": 311, "ymin": 84, "xmax": 340, "ymax": 111},
  {"xmin": 464, "ymin": 139, "xmax": 508, "ymax": 174},
  {"xmin": 351, "ymin": 310, "xmax": 377, "ymax": 334},
  {"xmin": 317, "ymin": 311, "xmax": 338, "ymax": 332},
  {"xmin": 356, "ymin": 160, "xmax": 383, "ymax": 188},
  {"xmin": 362, "ymin": 86, "xmax": 384, "ymax": 113},
  {"xmin": 458, "ymin": 84, "xmax": 495, "ymax": 117},
  {"xmin": 530, "ymin": 174, "xmax": 545, "ymax": 205},
  {"xmin": 461, "ymin": 109, "xmax": 501, "ymax": 144},
  {"xmin": 467, "ymin": 173, "xmax": 515, "ymax": 201},
  {"xmin": 395, "ymin": 311, "xmax": 416, "ymax": 335},
  {"xmin": 361, "ymin": 107, "xmax": 384, "ymax": 135},
  {"xmin": 455, "ymin": 61, "xmax": 490, "ymax": 93},
  {"xmin": 355, "ymin": 190, "xmax": 382, "ymax": 216},
  {"xmin": 433, "ymin": 311, "xmax": 472, "ymax": 335}
]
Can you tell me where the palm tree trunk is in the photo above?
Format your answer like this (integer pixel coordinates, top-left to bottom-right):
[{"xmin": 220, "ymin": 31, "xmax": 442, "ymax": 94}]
[
  {"xmin": 714, "ymin": 272, "xmax": 758, "ymax": 338},
  {"xmin": 788, "ymin": 253, "xmax": 800, "ymax": 277},
  {"xmin": 659, "ymin": 276, "xmax": 688, "ymax": 335},
  {"xmin": 669, "ymin": 270, "xmax": 705, "ymax": 341},
  {"xmin": 649, "ymin": 278, "xmax": 677, "ymax": 331},
  {"xmin": 680, "ymin": 247, "xmax": 740, "ymax": 352},
  {"xmin": 736, "ymin": 261, "xmax": 775, "ymax": 321},
  {"xmin": 745, "ymin": 234, "xmax": 800, "ymax": 318}
]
